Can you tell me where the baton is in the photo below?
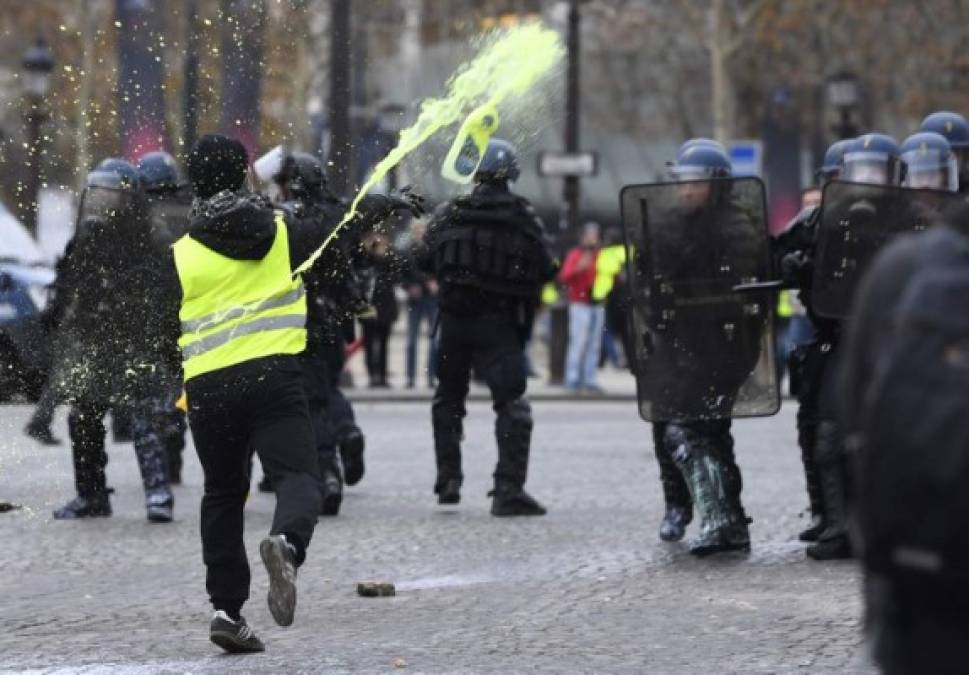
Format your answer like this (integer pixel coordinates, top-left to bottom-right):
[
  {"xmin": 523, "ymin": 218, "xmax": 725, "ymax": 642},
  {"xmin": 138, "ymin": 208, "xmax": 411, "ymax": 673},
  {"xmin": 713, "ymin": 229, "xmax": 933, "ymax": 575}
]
[{"xmin": 731, "ymin": 280, "xmax": 785, "ymax": 293}]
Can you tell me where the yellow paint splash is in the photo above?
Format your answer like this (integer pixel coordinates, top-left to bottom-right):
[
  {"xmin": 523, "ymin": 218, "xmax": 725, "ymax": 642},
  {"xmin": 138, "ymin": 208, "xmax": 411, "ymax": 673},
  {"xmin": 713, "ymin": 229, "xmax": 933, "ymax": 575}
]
[{"xmin": 294, "ymin": 22, "xmax": 564, "ymax": 275}]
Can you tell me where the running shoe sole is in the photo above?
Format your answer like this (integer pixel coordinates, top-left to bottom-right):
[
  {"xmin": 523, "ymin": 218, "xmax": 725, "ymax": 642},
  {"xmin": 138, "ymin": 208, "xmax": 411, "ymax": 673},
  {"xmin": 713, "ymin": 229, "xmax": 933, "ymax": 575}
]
[{"xmin": 260, "ymin": 536, "xmax": 297, "ymax": 626}]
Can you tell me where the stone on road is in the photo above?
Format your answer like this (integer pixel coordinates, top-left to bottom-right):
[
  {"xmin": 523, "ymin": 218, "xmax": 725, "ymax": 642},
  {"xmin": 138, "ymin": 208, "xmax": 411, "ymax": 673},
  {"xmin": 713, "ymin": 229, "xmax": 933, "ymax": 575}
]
[{"xmin": 0, "ymin": 402, "xmax": 871, "ymax": 673}]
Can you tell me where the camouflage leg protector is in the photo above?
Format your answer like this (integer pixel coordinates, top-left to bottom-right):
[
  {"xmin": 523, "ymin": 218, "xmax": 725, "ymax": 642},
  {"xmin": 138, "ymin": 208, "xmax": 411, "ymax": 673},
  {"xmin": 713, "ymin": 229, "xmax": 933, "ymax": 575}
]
[{"xmin": 666, "ymin": 423, "xmax": 749, "ymax": 555}]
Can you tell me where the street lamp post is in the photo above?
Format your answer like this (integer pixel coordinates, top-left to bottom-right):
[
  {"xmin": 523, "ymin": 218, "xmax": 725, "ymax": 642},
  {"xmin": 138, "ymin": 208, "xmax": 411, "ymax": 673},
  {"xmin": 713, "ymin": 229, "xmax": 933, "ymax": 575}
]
[
  {"xmin": 826, "ymin": 71, "xmax": 859, "ymax": 141},
  {"xmin": 21, "ymin": 37, "xmax": 54, "ymax": 239},
  {"xmin": 547, "ymin": 0, "xmax": 584, "ymax": 386}
]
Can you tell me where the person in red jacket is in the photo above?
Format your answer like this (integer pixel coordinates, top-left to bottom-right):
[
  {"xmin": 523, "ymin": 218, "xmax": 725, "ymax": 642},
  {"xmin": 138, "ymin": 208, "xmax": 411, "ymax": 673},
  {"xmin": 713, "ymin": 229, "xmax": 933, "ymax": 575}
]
[{"xmin": 559, "ymin": 222, "xmax": 604, "ymax": 392}]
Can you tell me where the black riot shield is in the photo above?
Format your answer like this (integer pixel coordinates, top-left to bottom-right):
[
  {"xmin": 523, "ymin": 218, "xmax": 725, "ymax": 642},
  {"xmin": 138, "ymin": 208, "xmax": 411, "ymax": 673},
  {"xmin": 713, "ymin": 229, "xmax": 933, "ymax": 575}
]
[
  {"xmin": 620, "ymin": 177, "xmax": 779, "ymax": 423},
  {"xmin": 812, "ymin": 180, "xmax": 964, "ymax": 318}
]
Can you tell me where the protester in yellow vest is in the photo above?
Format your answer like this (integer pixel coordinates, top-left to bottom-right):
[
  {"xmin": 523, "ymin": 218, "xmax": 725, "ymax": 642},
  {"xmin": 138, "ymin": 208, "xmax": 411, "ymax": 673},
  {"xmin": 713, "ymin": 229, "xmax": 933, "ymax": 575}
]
[
  {"xmin": 169, "ymin": 134, "xmax": 420, "ymax": 654},
  {"xmin": 591, "ymin": 242, "xmax": 626, "ymax": 303}
]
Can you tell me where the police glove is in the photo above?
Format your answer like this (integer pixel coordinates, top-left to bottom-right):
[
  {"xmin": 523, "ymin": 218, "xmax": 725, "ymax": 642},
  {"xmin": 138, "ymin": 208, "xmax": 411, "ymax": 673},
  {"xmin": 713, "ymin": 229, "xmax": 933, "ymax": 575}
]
[
  {"xmin": 387, "ymin": 185, "xmax": 427, "ymax": 218},
  {"xmin": 780, "ymin": 250, "xmax": 814, "ymax": 287}
]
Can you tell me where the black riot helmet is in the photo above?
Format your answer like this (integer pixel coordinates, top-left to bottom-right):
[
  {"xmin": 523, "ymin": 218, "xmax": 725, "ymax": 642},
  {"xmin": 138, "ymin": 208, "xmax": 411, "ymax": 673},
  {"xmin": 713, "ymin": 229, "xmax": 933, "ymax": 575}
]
[
  {"xmin": 842, "ymin": 133, "xmax": 902, "ymax": 186},
  {"xmin": 80, "ymin": 159, "xmax": 143, "ymax": 223},
  {"xmin": 669, "ymin": 139, "xmax": 732, "ymax": 180},
  {"xmin": 276, "ymin": 151, "xmax": 328, "ymax": 200},
  {"xmin": 920, "ymin": 111, "xmax": 969, "ymax": 192},
  {"xmin": 474, "ymin": 138, "xmax": 520, "ymax": 183},
  {"xmin": 900, "ymin": 132, "xmax": 959, "ymax": 192},
  {"xmin": 817, "ymin": 139, "xmax": 851, "ymax": 183},
  {"xmin": 137, "ymin": 151, "xmax": 182, "ymax": 194}
]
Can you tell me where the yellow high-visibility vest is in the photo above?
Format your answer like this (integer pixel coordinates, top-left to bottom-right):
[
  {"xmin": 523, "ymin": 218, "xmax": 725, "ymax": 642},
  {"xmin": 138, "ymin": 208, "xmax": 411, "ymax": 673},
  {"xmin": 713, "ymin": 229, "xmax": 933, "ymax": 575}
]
[
  {"xmin": 592, "ymin": 244, "xmax": 627, "ymax": 302},
  {"xmin": 777, "ymin": 290, "xmax": 794, "ymax": 319},
  {"xmin": 541, "ymin": 282, "xmax": 560, "ymax": 306},
  {"xmin": 173, "ymin": 211, "xmax": 307, "ymax": 381}
]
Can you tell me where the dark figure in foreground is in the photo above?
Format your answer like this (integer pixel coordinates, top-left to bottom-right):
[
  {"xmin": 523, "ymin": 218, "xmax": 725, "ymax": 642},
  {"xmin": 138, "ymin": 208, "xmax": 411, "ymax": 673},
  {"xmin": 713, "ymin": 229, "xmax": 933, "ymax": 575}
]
[
  {"xmin": 418, "ymin": 139, "xmax": 557, "ymax": 516},
  {"xmin": 50, "ymin": 159, "xmax": 176, "ymax": 523},
  {"xmin": 840, "ymin": 215, "xmax": 969, "ymax": 674}
]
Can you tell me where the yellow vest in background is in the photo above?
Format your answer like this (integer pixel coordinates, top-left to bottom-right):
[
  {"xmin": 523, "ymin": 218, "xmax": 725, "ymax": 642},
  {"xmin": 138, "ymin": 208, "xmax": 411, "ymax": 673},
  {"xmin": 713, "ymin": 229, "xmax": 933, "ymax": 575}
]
[
  {"xmin": 592, "ymin": 244, "xmax": 627, "ymax": 302},
  {"xmin": 173, "ymin": 212, "xmax": 307, "ymax": 381},
  {"xmin": 777, "ymin": 290, "xmax": 794, "ymax": 319}
]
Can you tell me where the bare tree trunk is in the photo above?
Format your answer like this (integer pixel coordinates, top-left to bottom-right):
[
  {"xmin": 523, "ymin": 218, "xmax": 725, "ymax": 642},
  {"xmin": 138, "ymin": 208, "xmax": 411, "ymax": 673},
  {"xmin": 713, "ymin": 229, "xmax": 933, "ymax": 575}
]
[
  {"xmin": 219, "ymin": 0, "xmax": 267, "ymax": 159},
  {"xmin": 328, "ymin": 0, "xmax": 352, "ymax": 197},
  {"xmin": 76, "ymin": 0, "xmax": 99, "ymax": 192},
  {"xmin": 709, "ymin": 0, "xmax": 732, "ymax": 143},
  {"xmin": 116, "ymin": 0, "xmax": 172, "ymax": 160}
]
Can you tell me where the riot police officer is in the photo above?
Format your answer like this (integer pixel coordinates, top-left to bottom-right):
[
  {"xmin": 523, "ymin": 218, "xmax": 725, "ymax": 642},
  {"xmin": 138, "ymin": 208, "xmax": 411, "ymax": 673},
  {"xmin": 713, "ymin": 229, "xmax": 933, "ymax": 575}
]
[
  {"xmin": 270, "ymin": 150, "xmax": 422, "ymax": 514},
  {"xmin": 137, "ymin": 151, "xmax": 192, "ymax": 484},
  {"xmin": 919, "ymin": 111, "xmax": 969, "ymax": 194},
  {"xmin": 774, "ymin": 138, "xmax": 850, "ymax": 543},
  {"xmin": 419, "ymin": 139, "xmax": 556, "ymax": 515},
  {"xmin": 646, "ymin": 140, "xmax": 761, "ymax": 554},
  {"xmin": 51, "ymin": 159, "xmax": 176, "ymax": 522},
  {"xmin": 786, "ymin": 133, "xmax": 903, "ymax": 560}
]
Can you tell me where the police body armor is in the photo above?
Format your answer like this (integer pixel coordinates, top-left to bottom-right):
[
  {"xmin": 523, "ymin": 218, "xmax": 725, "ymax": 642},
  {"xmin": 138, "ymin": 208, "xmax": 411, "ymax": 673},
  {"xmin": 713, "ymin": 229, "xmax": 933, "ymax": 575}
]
[{"xmin": 430, "ymin": 189, "xmax": 551, "ymax": 309}]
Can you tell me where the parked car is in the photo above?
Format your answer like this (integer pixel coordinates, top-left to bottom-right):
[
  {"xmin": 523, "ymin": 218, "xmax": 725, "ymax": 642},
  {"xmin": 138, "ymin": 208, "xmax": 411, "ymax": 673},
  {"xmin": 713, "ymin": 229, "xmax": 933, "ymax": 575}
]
[{"xmin": 0, "ymin": 206, "xmax": 57, "ymax": 401}]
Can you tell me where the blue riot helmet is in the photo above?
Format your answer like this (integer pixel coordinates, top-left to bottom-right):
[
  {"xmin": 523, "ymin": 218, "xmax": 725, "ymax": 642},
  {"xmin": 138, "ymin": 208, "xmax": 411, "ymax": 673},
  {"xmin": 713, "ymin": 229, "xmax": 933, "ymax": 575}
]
[
  {"xmin": 96, "ymin": 157, "xmax": 141, "ymax": 185},
  {"xmin": 900, "ymin": 132, "xmax": 958, "ymax": 192},
  {"xmin": 817, "ymin": 139, "xmax": 851, "ymax": 183},
  {"xmin": 80, "ymin": 159, "xmax": 142, "ymax": 222},
  {"xmin": 473, "ymin": 139, "xmax": 520, "ymax": 183},
  {"xmin": 137, "ymin": 151, "xmax": 182, "ymax": 194},
  {"xmin": 920, "ymin": 111, "xmax": 969, "ymax": 191},
  {"xmin": 669, "ymin": 139, "xmax": 732, "ymax": 180},
  {"xmin": 841, "ymin": 133, "xmax": 902, "ymax": 186}
]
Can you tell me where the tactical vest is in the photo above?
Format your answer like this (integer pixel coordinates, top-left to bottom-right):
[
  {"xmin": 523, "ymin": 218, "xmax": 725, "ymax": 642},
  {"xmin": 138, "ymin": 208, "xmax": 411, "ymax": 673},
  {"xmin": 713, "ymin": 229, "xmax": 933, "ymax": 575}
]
[
  {"xmin": 173, "ymin": 212, "xmax": 307, "ymax": 380},
  {"xmin": 432, "ymin": 195, "xmax": 550, "ymax": 299}
]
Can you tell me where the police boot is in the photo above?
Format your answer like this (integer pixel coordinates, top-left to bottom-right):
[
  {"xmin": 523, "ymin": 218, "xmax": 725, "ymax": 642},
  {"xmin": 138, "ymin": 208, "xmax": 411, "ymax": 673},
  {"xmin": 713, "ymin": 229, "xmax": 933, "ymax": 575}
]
[
  {"xmin": 320, "ymin": 465, "xmax": 343, "ymax": 517},
  {"xmin": 432, "ymin": 400, "xmax": 464, "ymax": 505},
  {"xmin": 806, "ymin": 423, "xmax": 852, "ymax": 560},
  {"xmin": 668, "ymin": 427, "xmax": 749, "ymax": 556},
  {"xmin": 659, "ymin": 505, "xmax": 692, "ymax": 542},
  {"xmin": 339, "ymin": 427, "xmax": 366, "ymax": 487},
  {"xmin": 24, "ymin": 420, "xmax": 61, "ymax": 446},
  {"xmin": 146, "ymin": 488, "xmax": 174, "ymax": 523},
  {"xmin": 436, "ymin": 478, "xmax": 461, "ymax": 505},
  {"xmin": 797, "ymin": 416, "xmax": 826, "ymax": 542},
  {"xmin": 53, "ymin": 493, "xmax": 112, "ymax": 519},
  {"xmin": 654, "ymin": 423, "xmax": 693, "ymax": 542},
  {"xmin": 491, "ymin": 399, "xmax": 546, "ymax": 517},
  {"xmin": 490, "ymin": 482, "xmax": 547, "ymax": 517}
]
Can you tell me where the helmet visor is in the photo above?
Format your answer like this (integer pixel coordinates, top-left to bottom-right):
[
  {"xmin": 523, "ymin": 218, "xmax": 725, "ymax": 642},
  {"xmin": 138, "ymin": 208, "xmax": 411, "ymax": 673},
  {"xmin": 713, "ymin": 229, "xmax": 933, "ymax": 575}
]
[
  {"xmin": 670, "ymin": 165, "xmax": 721, "ymax": 182},
  {"xmin": 842, "ymin": 151, "xmax": 901, "ymax": 185},
  {"xmin": 902, "ymin": 149, "xmax": 959, "ymax": 192},
  {"xmin": 80, "ymin": 186, "xmax": 135, "ymax": 220}
]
